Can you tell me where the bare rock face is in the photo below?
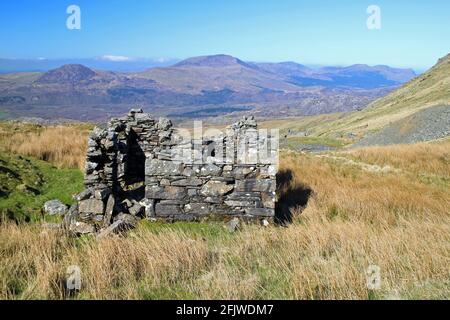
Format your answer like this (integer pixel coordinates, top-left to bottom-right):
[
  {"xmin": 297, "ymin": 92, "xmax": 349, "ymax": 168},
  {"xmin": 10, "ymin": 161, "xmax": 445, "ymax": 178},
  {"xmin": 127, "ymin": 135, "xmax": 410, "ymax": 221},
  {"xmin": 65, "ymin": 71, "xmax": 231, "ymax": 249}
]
[
  {"xmin": 236, "ymin": 179, "xmax": 276, "ymax": 192},
  {"xmin": 201, "ymin": 181, "xmax": 234, "ymax": 197},
  {"xmin": 74, "ymin": 188, "xmax": 94, "ymax": 201},
  {"xmin": 96, "ymin": 221, "xmax": 126, "ymax": 239},
  {"xmin": 62, "ymin": 204, "xmax": 79, "ymax": 230},
  {"xmin": 70, "ymin": 221, "xmax": 96, "ymax": 236},
  {"xmin": 79, "ymin": 199, "xmax": 104, "ymax": 215},
  {"xmin": 97, "ymin": 214, "xmax": 139, "ymax": 239},
  {"xmin": 200, "ymin": 164, "xmax": 222, "ymax": 176},
  {"xmin": 43, "ymin": 200, "xmax": 68, "ymax": 216},
  {"xmin": 145, "ymin": 159, "xmax": 184, "ymax": 176},
  {"xmin": 103, "ymin": 195, "xmax": 115, "ymax": 227},
  {"xmin": 71, "ymin": 109, "xmax": 277, "ymax": 236},
  {"xmin": 155, "ymin": 203, "xmax": 183, "ymax": 216}
]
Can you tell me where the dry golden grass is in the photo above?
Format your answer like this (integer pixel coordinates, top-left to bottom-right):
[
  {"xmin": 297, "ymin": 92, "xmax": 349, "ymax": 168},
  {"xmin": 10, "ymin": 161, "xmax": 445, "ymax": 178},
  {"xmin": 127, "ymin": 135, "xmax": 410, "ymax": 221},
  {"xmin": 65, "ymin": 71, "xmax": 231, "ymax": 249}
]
[
  {"xmin": 347, "ymin": 139, "xmax": 450, "ymax": 178},
  {"xmin": 282, "ymin": 150, "xmax": 449, "ymax": 224},
  {"xmin": 1, "ymin": 140, "xmax": 449, "ymax": 300},
  {"xmin": 0, "ymin": 224, "xmax": 208, "ymax": 299},
  {"xmin": 0, "ymin": 123, "xmax": 90, "ymax": 170}
]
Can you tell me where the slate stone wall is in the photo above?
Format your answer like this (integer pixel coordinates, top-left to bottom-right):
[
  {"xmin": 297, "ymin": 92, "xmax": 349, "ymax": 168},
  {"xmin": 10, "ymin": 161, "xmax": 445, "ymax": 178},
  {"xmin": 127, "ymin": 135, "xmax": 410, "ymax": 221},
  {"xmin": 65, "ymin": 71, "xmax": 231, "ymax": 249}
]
[{"xmin": 69, "ymin": 109, "xmax": 277, "ymax": 235}]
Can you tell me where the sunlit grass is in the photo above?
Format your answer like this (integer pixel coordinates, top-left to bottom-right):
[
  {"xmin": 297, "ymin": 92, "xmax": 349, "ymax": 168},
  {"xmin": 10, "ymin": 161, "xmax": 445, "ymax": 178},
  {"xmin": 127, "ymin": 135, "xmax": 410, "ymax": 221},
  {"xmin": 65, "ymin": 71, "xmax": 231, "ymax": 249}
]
[{"xmin": 1, "ymin": 138, "xmax": 449, "ymax": 299}]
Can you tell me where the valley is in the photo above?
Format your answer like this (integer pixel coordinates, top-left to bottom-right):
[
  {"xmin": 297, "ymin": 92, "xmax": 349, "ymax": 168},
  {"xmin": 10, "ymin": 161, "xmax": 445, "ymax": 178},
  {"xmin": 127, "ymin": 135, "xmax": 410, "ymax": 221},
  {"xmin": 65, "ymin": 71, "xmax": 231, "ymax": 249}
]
[
  {"xmin": 258, "ymin": 53, "xmax": 450, "ymax": 149},
  {"xmin": 0, "ymin": 54, "xmax": 415, "ymax": 121},
  {"xmin": 1, "ymin": 0, "xmax": 448, "ymax": 304},
  {"xmin": 0, "ymin": 51, "xmax": 448, "ymax": 301}
]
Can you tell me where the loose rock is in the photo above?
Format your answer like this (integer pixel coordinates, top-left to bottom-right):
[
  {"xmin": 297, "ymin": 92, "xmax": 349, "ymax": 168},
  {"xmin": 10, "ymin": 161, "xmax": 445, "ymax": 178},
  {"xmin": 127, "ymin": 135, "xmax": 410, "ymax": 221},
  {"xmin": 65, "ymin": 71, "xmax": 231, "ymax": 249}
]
[
  {"xmin": 43, "ymin": 200, "xmax": 68, "ymax": 216},
  {"xmin": 226, "ymin": 218, "xmax": 240, "ymax": 232}
]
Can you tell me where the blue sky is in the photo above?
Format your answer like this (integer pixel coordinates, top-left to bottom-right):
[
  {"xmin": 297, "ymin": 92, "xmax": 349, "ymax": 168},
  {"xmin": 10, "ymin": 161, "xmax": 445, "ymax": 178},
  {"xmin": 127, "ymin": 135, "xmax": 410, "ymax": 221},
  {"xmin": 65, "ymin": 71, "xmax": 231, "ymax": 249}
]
[{"xmin": 0, "ymin": 0, "xmax": 449, "ymax": 70}]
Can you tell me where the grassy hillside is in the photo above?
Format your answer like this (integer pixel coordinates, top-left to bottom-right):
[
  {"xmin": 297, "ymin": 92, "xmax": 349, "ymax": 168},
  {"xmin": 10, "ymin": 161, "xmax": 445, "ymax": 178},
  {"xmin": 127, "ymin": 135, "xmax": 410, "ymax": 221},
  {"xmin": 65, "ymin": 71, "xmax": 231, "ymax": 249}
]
[
  {"xmin": 322, "ymin": 54, "xmax": 450, "ymax": 137},
  {"xmin": 260, "ymin": 53, "xmax": 450, "ymax": 145},
  {"xmin": 0, "ymin": 72, "xmax": 41, "ymax": 86},
  {"xmin": 0, "ymin": 152, "xmax": 83, "ymax": 222},
  {"xmin": 0, "ymin": 121, "xmax": 88, "ymax": 222},
  {"xmin": 0, "ymin": 121, "xmax": 91, "ymax": 170},
  {"xmin": 0, "ymin": 132, "xmax": 449, "ymax": 299},
  {"xmin": 0, "ymin": 119, "xmax": 448, "ymax": 299}
]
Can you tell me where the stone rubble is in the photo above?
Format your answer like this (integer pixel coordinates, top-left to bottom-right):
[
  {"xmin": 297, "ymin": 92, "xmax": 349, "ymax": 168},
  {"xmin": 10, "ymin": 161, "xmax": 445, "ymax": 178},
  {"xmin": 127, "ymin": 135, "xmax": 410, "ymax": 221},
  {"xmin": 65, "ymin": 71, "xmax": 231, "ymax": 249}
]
[
  {"xmin": 43, "ymin": 199, "xmax": 68, "ymax": 216},
  {"xmin": 65, "ymin": 109, "xmax": 278, "ymax": 236}
]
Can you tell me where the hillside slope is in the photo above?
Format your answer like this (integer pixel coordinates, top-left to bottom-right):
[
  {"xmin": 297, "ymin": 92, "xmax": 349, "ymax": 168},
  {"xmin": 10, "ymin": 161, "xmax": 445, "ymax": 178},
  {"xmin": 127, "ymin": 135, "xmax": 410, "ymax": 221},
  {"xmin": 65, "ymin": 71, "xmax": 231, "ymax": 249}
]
[
  {"xmin": 1, "ymin": 138, "xmax": 449, "ymax": 299},
  {"xmin": 137, "ymin": 55, "xmax": 303, "ymax": 94},
  {"xmin": 315, "ymin": 53, "xmax": 450, "ymax": 138},
  {"xmin": 259, "ymin": 54, "xmax": 449, "ymax": 149},
  {"xmin": 0, "ymin": 152, "xmax": 83, "ymax": 222},
  {"xmin": 354, "ymin": 105, "xmax": 450, "ymax": 147}
]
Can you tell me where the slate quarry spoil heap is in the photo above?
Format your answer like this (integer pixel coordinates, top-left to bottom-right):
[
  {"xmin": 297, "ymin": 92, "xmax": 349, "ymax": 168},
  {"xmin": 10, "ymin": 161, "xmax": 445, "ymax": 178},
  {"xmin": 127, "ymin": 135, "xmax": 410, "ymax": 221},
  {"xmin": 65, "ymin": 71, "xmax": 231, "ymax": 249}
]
[{"xmin": 65, "ymin": 109, "xmax": 277, "ymax": 236}]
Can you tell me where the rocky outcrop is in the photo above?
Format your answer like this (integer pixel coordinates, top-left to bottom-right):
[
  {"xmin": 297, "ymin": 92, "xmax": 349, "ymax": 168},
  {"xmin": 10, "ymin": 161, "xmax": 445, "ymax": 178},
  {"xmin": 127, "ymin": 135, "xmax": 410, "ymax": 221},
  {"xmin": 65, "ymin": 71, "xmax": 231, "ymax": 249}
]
[
  {"xmin": 353, "ymin": 105, "xmax": 450, "ymax": 147},
  {"xmin": 43, "ymin": 200, "xmax": 68, "ymax": 216},
  {"xmin": 67, "ymin": 109, "xmax": 278, "ymax": 235}
]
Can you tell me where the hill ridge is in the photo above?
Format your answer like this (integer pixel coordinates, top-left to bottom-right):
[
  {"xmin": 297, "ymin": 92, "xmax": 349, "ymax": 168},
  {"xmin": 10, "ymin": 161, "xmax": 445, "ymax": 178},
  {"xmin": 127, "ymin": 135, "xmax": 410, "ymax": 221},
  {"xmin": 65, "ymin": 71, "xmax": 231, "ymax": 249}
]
[
  {"xmin": 36, "ymin": 64, "xmax": 97, "ymax": 85},
  {"xmin": 302, "ymin": 52, "xmax": 450, "ymax": 139},
  {"xmin": 0, "ymin": 54, "xmax": 422, "ymax": 120}
]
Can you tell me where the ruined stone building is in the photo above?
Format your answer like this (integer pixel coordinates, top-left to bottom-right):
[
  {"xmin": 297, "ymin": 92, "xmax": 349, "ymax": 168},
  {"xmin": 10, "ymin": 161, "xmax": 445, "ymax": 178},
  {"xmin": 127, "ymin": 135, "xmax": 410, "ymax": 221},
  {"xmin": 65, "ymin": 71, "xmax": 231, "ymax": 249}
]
[{"xmin": 66, "ymin": 109, "xmax": 278, "ymax": 235}]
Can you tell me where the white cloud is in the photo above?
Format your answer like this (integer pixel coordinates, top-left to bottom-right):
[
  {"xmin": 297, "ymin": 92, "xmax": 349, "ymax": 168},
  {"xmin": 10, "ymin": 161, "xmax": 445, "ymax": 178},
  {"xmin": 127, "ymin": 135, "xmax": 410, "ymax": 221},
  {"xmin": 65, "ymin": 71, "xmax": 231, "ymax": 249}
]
[
  {"xmin": 101, "ymin": 55, "xmax": 132, "ymax": 62},
  {"xmin": 155, "ymin": 57, "xmax": 170, "ymax": 63}
]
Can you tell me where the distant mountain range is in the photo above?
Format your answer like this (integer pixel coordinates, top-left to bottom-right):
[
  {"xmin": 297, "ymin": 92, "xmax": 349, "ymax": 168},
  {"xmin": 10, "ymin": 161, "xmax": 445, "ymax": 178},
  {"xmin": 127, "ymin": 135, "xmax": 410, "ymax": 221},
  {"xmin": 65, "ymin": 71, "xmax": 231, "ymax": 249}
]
[
  {"xmin": 281, "ymin": 52, "xmax": 450, "ymax": 145},
  {"xmin": 0, "ymin": 57, "xmax": 178, "ymax": 73},
  {"xmin": 0, "ymin": 54, "xmax": 417, "ymax": 121},
  {"xmin": 327, "ymin": 53, "xmax": 450, "ymax": 137}
]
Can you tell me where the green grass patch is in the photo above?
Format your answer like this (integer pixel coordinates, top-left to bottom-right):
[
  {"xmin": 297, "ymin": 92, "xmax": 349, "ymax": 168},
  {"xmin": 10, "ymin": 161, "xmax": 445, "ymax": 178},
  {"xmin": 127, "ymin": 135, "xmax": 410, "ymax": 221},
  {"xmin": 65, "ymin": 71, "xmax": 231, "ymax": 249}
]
[
  {"xmin": 400, "ymin": 280, "xmax": 450, "ymax": 300},
  {"xmin": 417, "ymin": 174, "xmax": 450, "ymax": 189},
  {"xmin": 0, "ymin": 151, "xmax": 84, "ymax": 222}
]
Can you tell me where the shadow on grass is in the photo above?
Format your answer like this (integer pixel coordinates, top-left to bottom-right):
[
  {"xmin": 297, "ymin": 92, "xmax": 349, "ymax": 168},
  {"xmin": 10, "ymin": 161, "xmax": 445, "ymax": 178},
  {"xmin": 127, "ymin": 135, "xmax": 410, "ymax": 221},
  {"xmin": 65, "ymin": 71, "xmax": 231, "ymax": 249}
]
[{"xmin": 275, "ymin": 169, "xmax": 313, "ymax": 226}]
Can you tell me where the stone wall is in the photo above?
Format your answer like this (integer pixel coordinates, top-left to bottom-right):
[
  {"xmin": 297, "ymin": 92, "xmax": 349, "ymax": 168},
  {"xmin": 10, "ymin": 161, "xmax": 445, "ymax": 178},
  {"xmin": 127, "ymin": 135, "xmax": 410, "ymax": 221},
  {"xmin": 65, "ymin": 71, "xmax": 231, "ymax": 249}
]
[{"xmin": 66, "ymin": 109, "xmax": 277, "ymax": 235}]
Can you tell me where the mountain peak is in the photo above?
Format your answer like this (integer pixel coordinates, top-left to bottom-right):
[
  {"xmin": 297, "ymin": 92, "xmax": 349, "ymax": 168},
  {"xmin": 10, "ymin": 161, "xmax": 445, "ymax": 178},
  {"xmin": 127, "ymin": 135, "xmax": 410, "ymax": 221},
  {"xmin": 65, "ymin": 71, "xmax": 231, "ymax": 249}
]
[
  {"xmin": 174, "ymin": 54, "xmax": 250, "ymax": 68},
  {"xmin": 37, "ymin": 64, "xmax": 97, "ymax": 84}
]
